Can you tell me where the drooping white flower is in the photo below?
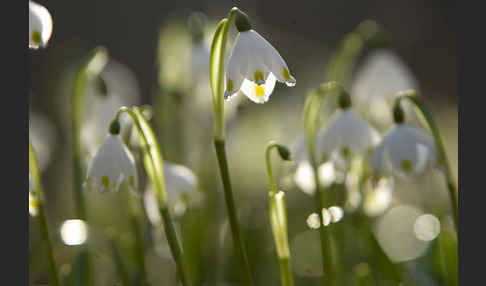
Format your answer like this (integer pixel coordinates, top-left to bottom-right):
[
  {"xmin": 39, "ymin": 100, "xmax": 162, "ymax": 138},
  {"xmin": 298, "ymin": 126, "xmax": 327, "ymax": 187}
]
[
  {"xmin": 370, "ymin": 124, "xmax": 437, "ymax": 179},
  {"xmin": 29, "ymin": 175, "xmax": 38, "ymax": 217},
  {"xmin": 350, "ymin": 50, "xmax": 418, "ymax": 127},
  {"xmin": 29, "ymin": 1, "xmax": 53, "ymax": 49},
  {"xmin": 225, "ymin": 30, "xmax": 296, "ymax": 103},
  {"xmin": 143, "ymin": 161, "xmax": 199, "ymax": 222},
  {"xmin": 164, "ymin": 161, "xmax": 199, "ymax": 196},
  {"xmin": 316, "ymin": 109, "xmax": 381, "ymax": 163},
  {"xmin": 84, "ymin": 135, "xmax": 138, "ymax": 193}
]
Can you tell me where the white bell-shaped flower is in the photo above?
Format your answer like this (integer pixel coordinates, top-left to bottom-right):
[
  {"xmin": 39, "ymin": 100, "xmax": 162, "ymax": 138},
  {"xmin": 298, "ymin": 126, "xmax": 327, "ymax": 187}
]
[
  {"xmin": 316, "ymin": 109, "xmax": 380, "ymax": 163},
  {"xmin": 29, "ymin": 175, "xmax": 38, "ymax": 217},
  {"xmin": 164, "ymin": 161, "xmax": 198, "ymax": 196},
  {"xmin": 84, "ymin": 135, "xmax": 138, "ymax": 193},
  {"xmin": 225, "ymin": 30, "xmax": 296, "ymax": 103},
  {"xmin": 370, "ymin": 124, "xmax": 437, "ymax": 179},
  {"xmin": 350, "ymin": 50, "xmax": 418, "ymax": 127},
  {"xmin": 29, "ymin": 1, "xmax": 53, "ymax": 49},
  {"xmin": 143, "ymin": 161, "xmax": 199, "ymax": 222}
]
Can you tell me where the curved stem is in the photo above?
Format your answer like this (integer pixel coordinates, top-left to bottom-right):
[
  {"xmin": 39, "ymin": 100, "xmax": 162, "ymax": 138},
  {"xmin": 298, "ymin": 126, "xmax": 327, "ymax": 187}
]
[
  {"xmin": 115, "ymin": 106, "xmax": 191, "ymax": 286},
  {"xmin": 209, "ymin": 7, "xmax": 239, "ymax": 140},
  {"xmin": 394, "ymin": 91, "xmax": 458, "ymax": 231},
  {"xmin": 265, "ymin": 141, "xmax": 295, "ymax": 286},
  {"xmin": 303, "ymin": 81, "xmax": 349, "ymax": 286},
  {"xmin": 265, "ymin": 141, "xmax": 279, "ymax": 195},
  {"xmin": 29, "ymin": 142, "xmax": 60, "ymax": 286}
]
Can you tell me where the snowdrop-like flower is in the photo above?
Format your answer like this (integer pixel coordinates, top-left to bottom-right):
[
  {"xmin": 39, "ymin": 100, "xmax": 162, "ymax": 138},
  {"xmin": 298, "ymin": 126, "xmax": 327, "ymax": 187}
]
[
  {"xmin": 224, "ymin": 14, "xmax": 296, "ymax": 103},
  {"xmin": 29, "ymin": 1, "xmax": 53, "ymax": 49},
  {"xmin": 144, "ymin": 161, "xmax": 199, "ymax": 221},
  {"xmin": 164, "ymin": 161, "xmax": 199, "ymax": 196},
  {"xmin": 84, "ymin": 135, "xmax": 138, "ymax": 193},
  {"xmin": 29, "ymin": 175, "xmax": 38, "ymax": 217},
  {"xmin": 370, "ymin": 124, "xmax": 437, "ymax": 179},
  {"xmin": 316, "ymin": 108, "xmax": 380, "ymax": 164},
  {"xmin": 350, "ymin": 50, "xmax": 418, "ymax": 126}
]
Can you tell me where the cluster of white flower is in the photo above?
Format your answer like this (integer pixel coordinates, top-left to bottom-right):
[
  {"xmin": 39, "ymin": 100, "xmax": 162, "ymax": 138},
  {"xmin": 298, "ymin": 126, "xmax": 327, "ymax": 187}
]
[{"xmin": 313, "ymin": 104, "xmax": 437, "ymax": 180}]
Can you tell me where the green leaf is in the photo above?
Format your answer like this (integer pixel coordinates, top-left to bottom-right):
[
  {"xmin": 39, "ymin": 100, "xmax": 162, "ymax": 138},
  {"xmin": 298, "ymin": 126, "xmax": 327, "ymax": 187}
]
[
  {"xmin": 132, "ymin": 107, "xmax": 168, "ymax": 204},
  {"xmin": 209, "ymin": 18, "xmax": 229, "ymax": 140}
]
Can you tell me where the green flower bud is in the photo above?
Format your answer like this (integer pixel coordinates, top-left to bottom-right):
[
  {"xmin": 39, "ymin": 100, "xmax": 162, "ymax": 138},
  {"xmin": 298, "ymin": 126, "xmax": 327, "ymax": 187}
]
[
  {"xmin": 109, "ymin": 118, "xmax": 121, "ymax": 135},
  {"xmin": 393, "ymin": 103, "xmax": 405, "ymax": 124},
  {"xmin": 338, "ymin": 92, "xmax": 352, "ymax": 109},
  {"xmin": 235, "ymin": 10, "xmax": 252, "ymax": 32},
  {"xmin": 276, "ymin": 144, "xmax": 292, "ymax": 161}
]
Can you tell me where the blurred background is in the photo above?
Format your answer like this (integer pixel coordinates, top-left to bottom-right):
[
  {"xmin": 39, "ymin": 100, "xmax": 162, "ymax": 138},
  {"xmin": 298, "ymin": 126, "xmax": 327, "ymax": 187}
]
[{"xmin": 29, "ymin": 0, "xmax": 457, "ymax": 285}]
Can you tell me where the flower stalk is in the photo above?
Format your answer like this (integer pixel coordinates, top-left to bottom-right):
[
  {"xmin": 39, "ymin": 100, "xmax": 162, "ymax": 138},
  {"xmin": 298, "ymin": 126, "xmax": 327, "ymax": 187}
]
[
  {"xmin": 29, "ymin": 142, "xmax": 60, "ymax": 286},
  {"xmin": 325, "ymin": 20, "xmax": 387, "ymax": 84},
  {"xmin": 265, "ymin": 141, "xmax": 294, "ymax": 286},
  {"xmin": 214, "ymin": 140, "xmax": 254, "ymax": 286},
  {"xmin": 303, "ymin": 81, "xmax": 350, "ymax": 285},
  {"xmin": 209, "ymin": 7, "xmax": 254, "ymax": 286},
  {"xmin": 71, "ymin": 46, "xmax": 108, "ymax": 219},
  {"xmin": 393, "ymin": 91, "xmax": 458, "ymax": 231},
  {"xmin": 70, "ymin": 47, "xmax": 107, "ymax": 286},
  {"xmin": 113, "ymin": 106, "xmax": 191, "ymax": 286}
]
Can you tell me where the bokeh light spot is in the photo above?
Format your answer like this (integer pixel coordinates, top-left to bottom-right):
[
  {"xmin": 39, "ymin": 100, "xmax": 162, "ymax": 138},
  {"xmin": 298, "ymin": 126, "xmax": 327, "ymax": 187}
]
[
  {"xmin": 60, "ymin": 219, "xmax": 89, "ymax": 246},
  {"xmin": 306, "ymin": 213, "xmax": 320, "ymax": 229},
  {"xmin": 414, "ymin": 214, "xmax": 441, "ymax": 241},
  {"xmin": 328, "ymin": 206, "xmax": 344, "ymax": 223}
]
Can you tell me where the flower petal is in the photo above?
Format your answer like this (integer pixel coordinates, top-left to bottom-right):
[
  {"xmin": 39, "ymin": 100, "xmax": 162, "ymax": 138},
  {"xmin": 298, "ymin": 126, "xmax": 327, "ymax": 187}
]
[
  {"xmin": 247, "ymin": 30, "xmax": 296, "ymax": 86},
  {"xmin": 85, "ymin": 135, "xmax": 138, "ymax": 193},
  {"xmin": 29, "ymin": 1, "xmax": 53, "ymax": 49}
]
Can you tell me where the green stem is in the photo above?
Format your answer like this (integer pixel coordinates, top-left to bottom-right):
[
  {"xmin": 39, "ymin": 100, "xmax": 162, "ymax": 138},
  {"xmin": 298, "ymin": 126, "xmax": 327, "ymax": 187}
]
[
  {"xmin": 265, "ymin": 142, "xmax": 294, "ymax": 286},
  {"xmin": 208, "ymin": 7, "xmax": 257, "ymax": 285},
  {"xmin": 115, "ymin": 106, "xmax": 191, "ymax": 286},
  {"xmin": 303, "ymin": 81, "xmax": 348, "ymax": 286},
  {"xmin": 325, "ymin": 20, "xmax": 387, "ymax": 84},
  {"xmin": 279, "ymin": 258, "xmax": 294, "ymax": 286},
  {"xmin": 310, "ymin": 158, "xmax": 335, "ymax": 286},
  {"xmin": 29, "ymin": 142, "xmax": 60, "ymax": 286},
  {"xmin": 131, "ymin": 214, "xmax": 148, "ymax": 284},
  {"xmin": 214, "ymin": 139, "xmax": 254, "ymax": 286},
  {"xmin": 108, "ymin": 236, "xmax": 131, "ymax": 286},
  {"xmin": 394, "ymin": 91, "xmax": 458, "ymax": 231},
  {"xmin": 159, "ymin": 206, "xmax": 189, "ymax": 286},
  {"xmin": 71, "ymin": 48, "xmax": 107, "ymax": 286},
  {"xmin": 265, "ymin": 141, "xmax": 279, "ymax": 194},
  {"xmin": 71, "ymin": 47, "xmax": 108, "ymax": 219}
]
